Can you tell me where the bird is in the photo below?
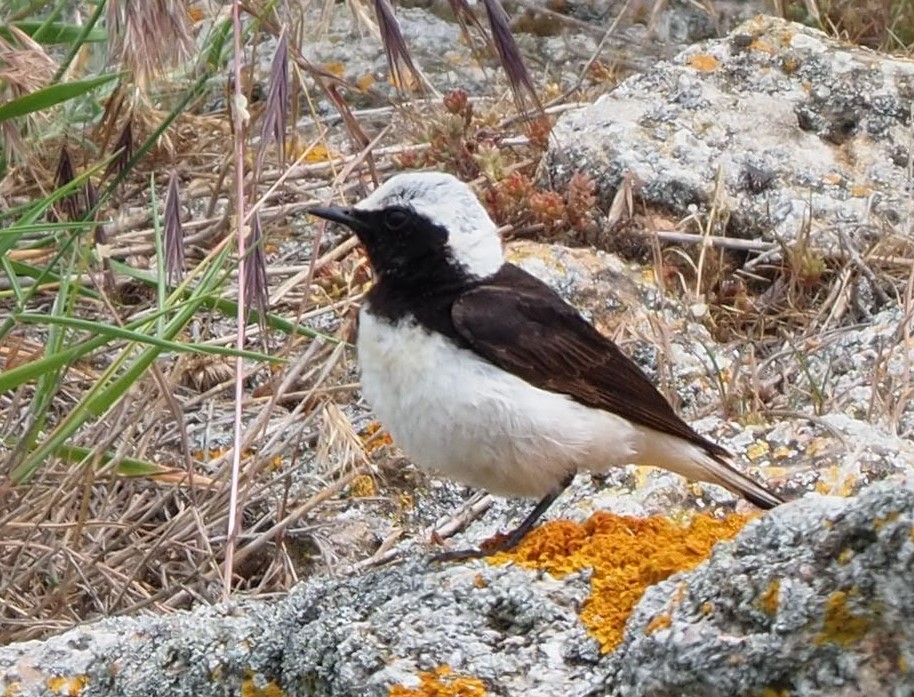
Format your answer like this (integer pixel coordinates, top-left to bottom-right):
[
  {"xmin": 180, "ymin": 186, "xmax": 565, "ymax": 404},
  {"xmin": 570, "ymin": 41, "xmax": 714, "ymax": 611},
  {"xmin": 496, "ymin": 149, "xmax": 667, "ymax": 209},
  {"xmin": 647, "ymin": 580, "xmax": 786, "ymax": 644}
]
[{"xmin": 308, "ymin": 171, "xmax": 784, "ymax": 560}]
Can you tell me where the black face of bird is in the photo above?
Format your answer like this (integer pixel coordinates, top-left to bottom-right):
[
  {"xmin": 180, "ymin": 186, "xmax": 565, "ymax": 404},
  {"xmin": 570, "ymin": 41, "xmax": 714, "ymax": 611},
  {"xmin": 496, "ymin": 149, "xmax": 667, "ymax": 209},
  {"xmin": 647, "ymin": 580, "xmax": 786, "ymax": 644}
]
[
  {"xmin": 311, "ymin": 170, "xmax": 506, "ymax": 282},
  {"xmin": 308, "ymin": 204, "xmax": 464, "ymax": 291}
]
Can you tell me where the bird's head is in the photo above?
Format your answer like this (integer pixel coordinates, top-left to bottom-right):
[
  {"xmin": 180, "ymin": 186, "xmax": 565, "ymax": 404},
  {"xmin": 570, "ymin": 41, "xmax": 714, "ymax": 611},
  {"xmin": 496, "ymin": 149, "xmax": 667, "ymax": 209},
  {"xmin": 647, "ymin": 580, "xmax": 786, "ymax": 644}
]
[{"xmin": 308, "ymin": 172, "xmax": 504, "ymax": 286}]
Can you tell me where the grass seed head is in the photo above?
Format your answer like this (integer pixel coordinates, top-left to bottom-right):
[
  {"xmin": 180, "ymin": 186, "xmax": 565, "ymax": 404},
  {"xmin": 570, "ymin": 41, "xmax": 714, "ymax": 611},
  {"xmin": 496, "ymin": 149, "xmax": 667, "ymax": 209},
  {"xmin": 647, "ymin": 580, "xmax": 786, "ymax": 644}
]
[
  {"xmin": 104, "ymin": 118, "xmax": 135, "ymax": 181},
  {"xmin": 164, "ymin": 171, "xmax": 185, "ymax": 286},
  {"xmin": 372, "ymin": 0, "xmax": 426, "ymax": 93},
  {"xmin": 481, "ymin": 0, "xmax": 543, "ymax": 117},
  {"xmin": 106, "ymin": 0, "xmax": 193, "ymax": 89},
  {"xmin": 255, "ymin": 29, "xmax": 290, "ymax": 177},
  {"xmin": 53, "ymin": 145, "xmax": 80, "ymax": 222},
  {"xmin": 244, "ymin": 212, "xmax": 270, "ymax": 331}
]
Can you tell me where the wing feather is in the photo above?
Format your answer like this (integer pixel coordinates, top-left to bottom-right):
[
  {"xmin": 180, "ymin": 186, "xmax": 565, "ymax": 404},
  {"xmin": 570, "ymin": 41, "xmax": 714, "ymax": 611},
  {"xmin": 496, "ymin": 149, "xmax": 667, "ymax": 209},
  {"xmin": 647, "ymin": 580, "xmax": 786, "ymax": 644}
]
[{"xmin": 452, "ymin": 264, "xmax": 729, "ymax": 458}]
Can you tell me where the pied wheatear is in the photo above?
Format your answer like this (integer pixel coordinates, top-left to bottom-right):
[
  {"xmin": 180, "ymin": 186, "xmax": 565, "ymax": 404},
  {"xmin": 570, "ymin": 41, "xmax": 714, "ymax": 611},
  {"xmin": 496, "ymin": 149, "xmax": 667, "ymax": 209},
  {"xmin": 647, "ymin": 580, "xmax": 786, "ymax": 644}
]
[{"xmin": 309, "ymin": 172, "xmax": 783, "ymax": 560}]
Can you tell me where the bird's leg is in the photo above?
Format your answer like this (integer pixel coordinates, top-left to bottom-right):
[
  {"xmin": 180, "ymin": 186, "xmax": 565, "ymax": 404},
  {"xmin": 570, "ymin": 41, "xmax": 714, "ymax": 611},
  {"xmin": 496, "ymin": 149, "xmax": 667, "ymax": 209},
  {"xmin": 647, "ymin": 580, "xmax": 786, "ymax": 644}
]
[{"xmin": 433, "ymin": 473, "xmax": 575, "ymax": 562}]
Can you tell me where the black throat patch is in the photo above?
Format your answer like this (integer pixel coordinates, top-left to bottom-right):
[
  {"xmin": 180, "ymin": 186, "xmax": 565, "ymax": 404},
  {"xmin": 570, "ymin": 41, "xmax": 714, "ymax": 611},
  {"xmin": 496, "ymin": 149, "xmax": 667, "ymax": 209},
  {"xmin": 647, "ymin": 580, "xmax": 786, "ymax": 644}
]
[{"xmin": 358, "ymin": 207, "xmax": 485, "ymax": 346}]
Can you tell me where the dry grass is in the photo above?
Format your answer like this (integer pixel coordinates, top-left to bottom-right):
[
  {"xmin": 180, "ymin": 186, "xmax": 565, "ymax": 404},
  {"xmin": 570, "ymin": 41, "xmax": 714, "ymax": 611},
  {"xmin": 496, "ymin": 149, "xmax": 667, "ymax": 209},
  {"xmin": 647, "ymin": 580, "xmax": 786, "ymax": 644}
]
[
  {"xmin": 0, "ymin": 0, "xmax": 608, "ymax": 642},
  {"xmin": 776, "ymin": 0, "xmax": 914, "ymax": 50}
]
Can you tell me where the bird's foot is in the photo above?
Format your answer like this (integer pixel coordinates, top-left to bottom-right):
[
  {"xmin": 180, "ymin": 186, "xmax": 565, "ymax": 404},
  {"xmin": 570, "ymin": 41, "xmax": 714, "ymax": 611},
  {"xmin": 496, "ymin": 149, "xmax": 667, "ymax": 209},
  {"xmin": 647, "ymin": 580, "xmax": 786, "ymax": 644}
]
[
  {"xmin": 431, "ymin": 530, "xmax": 522, "ymax": 563},
  {"xmin": 432, "ymin": 474, "xmax": 575, "ymax": 563}
]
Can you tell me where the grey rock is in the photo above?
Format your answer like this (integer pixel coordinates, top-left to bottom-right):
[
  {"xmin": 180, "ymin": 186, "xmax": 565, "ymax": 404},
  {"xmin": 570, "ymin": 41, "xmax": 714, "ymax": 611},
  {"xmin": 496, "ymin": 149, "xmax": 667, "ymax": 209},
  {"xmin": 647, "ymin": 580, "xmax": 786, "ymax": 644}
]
[
  {"xmin": 608, "ymin": 481, "xmax": 914, "ymax": 697},
  {"xmin": 281, "ymin": 563, "xmax": 600, "ymax": 696},
  {"xmin": 3, "ymin": 482, "xmax": 914, "ymax": 696},
  {"xmin": 729, "ymin": 412, "xmax": 914, "ymax": 504},
  {"xmin": 546, "ymin": 15, "xmax": 914, "ymax": 252},
  {"xmin": 789, "ymin": 305, "xmax": 914, "ymax": 437}
]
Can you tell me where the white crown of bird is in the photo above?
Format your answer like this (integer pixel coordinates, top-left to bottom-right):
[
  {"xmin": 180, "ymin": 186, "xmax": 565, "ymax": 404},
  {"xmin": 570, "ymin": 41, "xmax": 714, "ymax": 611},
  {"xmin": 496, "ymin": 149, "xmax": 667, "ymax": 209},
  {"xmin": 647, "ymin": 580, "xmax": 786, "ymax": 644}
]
[{"xmin": 354, "ymin": 172, "xmax": 505, "ymax": 278}]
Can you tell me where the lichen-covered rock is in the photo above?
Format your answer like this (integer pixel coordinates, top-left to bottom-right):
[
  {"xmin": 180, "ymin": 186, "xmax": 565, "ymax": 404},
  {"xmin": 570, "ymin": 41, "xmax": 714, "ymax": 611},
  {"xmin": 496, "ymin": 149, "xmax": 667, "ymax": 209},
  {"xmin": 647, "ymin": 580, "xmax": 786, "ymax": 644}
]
[
  {"xmin": 280, "ymin": 562, "xmax": 601, "ymax": 696},
  {"xmin": 607, "ymin": 481, "xmax": 914, "ymax": 697},
  {"xmin": 3, "ymin": 483, "xmax": 914, "ymax": 696},
  {"xmin": 546, "ymin": 15, "xmax": 914, "ymax": 251}
]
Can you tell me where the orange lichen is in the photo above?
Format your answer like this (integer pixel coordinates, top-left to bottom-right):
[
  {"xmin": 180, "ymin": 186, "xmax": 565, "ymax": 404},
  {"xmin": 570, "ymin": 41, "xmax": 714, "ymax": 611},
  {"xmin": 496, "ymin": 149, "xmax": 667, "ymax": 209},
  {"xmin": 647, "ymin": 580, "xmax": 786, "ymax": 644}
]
[
  {"xmin": 781, "ymin": 57, "xmax": 799, "ymax": 74},
  {"xmin": 321, "ymin": 61, "xmax": 346, "ymax": 78},
  {"xmin": 645, "ymin": 613, "xmax": 672, "ymax": 635},
  {"xmin": 688, "ymin": 54, "xmax": 718, "ymax": 72},
  {"xmin": 45, "ymin": 676, "xmax": 88, "ymax": 696},
  {"xmin": 745, "ymin": 441, "xmax": 770, "ymax": 461},
  {"xmin": 760, "ymin": 579, "xmax": 781, "ymax": 614},
  {"xmin": 749, "ymin": 39, "xmax": 775, "ymax": 54},
  {"xmin": 241, "ymin": 677, "xmax": 287, "ymax": 697},
  {"xmin": 806, "ymin": 438, "xmax": 829, "ymax": 456},
  {"xmin": 360, "ymin": 421, "xmax": 394, "ymax": 453},
  {"xmin": 389, "ymin": 666, "xmax": 486, "ymax": 697},
  {"xmin": 837, "ymin": 477, "xmax": 858, "ymax": 497},
  {"xmin": 777, "ymin": 28, "xmax": 795, "ymax": 47},
  {"xmin": 814, "ymin": 481, "xmax": 832, "ymax": 495},
  {"xmin": 356, "ymin": 74, "xmax": 377, "ymax": 92},
  {"xmin": 301, "ymin": 143, "xmax": 338, "ymax": 164},
  {"xmin": 874, "ymin": 511, "xmax": 900, "ymax": 529},
  {"xmin": 816, "ymin": 590, "xmax": 871, "ymax": 646},
  {"xmin": 349, "ymin": 474, "xmax": 377, "ymax": 498},
  {"xmin": 491, "ymin": 512, "xmax": 748, "ymax": 652}
]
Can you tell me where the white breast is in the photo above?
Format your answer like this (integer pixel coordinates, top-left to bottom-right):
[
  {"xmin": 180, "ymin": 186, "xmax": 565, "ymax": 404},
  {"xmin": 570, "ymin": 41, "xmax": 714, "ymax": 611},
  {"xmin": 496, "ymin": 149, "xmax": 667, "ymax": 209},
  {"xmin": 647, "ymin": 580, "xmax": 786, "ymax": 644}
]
[{"xmin": 356, "ymin": 307, "xmax": 679, "ymax": 499}]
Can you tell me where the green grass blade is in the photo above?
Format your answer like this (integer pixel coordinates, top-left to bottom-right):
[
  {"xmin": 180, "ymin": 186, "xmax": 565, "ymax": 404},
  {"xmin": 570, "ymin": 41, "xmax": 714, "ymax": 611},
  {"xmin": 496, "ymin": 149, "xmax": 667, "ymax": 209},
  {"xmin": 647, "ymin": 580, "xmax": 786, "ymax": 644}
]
[
  {"xmin": 3, "ymin": 21, "xmax": 107, "ymax": 44},
  {"xmin": 204, "ymin": 17, "xmax": 234, "ymax": 70},
  {"xmin": 0, "ymin": 221, "xmax": 112, "ymax": 235},
  {"xmin": 108, "ymin": 259, "xmax": 340, "ymax": 342},
  {"xmin": 9, "ymin": 243, "xmax": 75, "ymax": 470},
  {"xmin": 0, "ymin": 255, "xmax": 26, "ymax": 305},
  {"xmin": 52, "ymin": 0, "xmax": 108, "ymax": 82},
  {"xmin": 0, "ymin": 73, "xmax": 121, "ymax": 122},
  {"xmin": 10, "ymin": 246, "xmax": 233, "ymax": 482},
  {"xmin": 0, "ymin": 306, "xmax": 179, "ymax": 393},
  {"xmin": 1, "ymin": 438, "xmax": 171, "ymax": 477},
  {"xmin": 29, "ymin": 0, "xmax": 66, "ymax": 44},
  {"xmin": 53, "ymin": 443, "xmax": 171, "ymax": 477},
  {"xmin": 15, "ymin": 313, "xmax": 284, "ymax": 364},
  {"xmin": 0, "ymin": 259, "xmax": 101, "ymax": 302}
]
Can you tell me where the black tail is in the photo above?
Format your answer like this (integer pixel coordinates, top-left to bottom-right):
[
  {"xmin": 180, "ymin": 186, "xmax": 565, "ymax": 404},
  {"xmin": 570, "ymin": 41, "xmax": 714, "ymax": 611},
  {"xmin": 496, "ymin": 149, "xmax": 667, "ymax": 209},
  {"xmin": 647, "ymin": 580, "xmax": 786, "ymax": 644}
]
[{"xmin": 701, "ymin": 452, "xmax": 785, "ymax": 510}]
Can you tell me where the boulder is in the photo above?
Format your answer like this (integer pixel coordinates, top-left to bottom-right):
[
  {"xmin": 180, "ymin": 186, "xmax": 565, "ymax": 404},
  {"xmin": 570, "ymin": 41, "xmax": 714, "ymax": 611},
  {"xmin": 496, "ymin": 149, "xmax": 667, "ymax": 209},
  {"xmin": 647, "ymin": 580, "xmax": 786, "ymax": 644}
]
[
  {"xmin": 2, "ymin": 482, "xmax": 912, "ymax": 696},
  {"xmin": 546, "ymin": 15, "xmax": 914, "ymax": 252}
]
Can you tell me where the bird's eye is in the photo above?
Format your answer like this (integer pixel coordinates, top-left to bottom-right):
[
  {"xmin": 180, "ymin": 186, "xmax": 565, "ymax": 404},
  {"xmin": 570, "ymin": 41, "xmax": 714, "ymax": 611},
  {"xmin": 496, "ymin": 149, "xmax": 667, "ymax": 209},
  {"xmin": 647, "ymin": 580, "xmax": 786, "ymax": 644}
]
[{"xmin": 383, "ymin": 209, "xmax": 410, "ymax": 231}]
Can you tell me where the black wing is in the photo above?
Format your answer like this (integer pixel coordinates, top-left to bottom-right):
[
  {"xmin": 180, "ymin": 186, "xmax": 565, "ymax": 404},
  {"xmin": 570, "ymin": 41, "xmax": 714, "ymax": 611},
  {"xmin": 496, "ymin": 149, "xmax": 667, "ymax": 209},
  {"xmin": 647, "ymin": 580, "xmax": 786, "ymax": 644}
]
[{"xmin": 452, "ymin": 264, "xmax": 729, "ymax": 458}]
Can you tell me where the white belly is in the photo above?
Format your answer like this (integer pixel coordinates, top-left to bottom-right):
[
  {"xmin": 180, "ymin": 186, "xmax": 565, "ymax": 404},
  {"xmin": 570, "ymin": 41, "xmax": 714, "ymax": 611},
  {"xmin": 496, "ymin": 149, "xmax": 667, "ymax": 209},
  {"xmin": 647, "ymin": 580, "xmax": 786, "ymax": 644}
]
[{"xmin": 357, "ymin": 308, "xmax": 653, "ymax": 498}]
